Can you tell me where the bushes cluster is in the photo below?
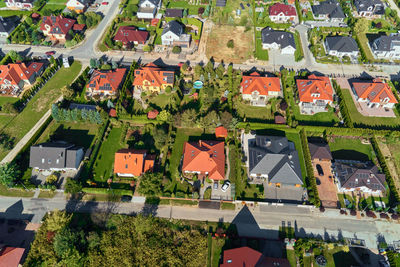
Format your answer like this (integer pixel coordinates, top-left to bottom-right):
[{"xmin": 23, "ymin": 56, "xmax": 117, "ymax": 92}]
[
  {"xmin": 332, "ymin": 80, "xmax": 353, "ymax": 128},
  {"xmin": 51, "ymin": 105, "xmax": 103, "ymax": 124}
]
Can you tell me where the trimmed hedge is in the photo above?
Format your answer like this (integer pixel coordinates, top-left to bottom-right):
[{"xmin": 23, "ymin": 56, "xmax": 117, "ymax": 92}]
[
  {"xmin": 299, "ymin": 128, "xmax": 320, "ymax": 207},
  {"xmin": 82, "ymin": 187, "xmax": 133, "ymax": 196},
  {"xmin": 332, "ymin": 79, "xmax": 353, "ymax": 128}
]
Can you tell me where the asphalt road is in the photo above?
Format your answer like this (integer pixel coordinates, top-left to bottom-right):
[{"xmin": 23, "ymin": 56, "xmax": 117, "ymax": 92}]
[{"xmin": 1, "ymin": 196, "xmax": 399, "ymax": 249}]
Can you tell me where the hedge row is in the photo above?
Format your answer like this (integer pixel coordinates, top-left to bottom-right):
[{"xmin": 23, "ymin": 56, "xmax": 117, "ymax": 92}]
[
  {"xmin": 299, "ymin": 129, "xmax": 321, "ymax": 207},
  {"xmin": 332, "ymin": 80, "xmax": 353, "ymax": 128},
  {"xmin": 82, "ymin": 187, "xmax": 133, "ymax": 196},
  {"xmin": 370, "ymin": 136, "xmax": 400, "ymax": 207}
]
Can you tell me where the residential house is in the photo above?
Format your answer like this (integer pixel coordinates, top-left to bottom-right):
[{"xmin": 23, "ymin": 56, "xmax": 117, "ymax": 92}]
[
  {"xmin": 113, "ymin": 26, "xmax": 149, "ymax": 48},
  {"xmin": 66, "ymin": 0, "xmax": 90, "ymax": 13},
  {"xmin": 132, "ymin": 62, "xmax": 174, "ymax": 94},
  {"xmin": 161, "ymin": 20, "xmax": 191, "ymax": 47},
  {"xmin": 137, "ymin": 0, "xmax": 161, "ymax": 19},
  {"xmin": 29, "ymin": 142, "xmax": 84, "ymax": 171},
  {"xmin": 261, "ymin": 27, "xmax": 296, "ymax": 55},
  {"xmin": 354, "ymin": 0, "xmax": 384, "ymax": 17},
  {"xmin": 4, "ymin": 0, "xmax": 34, "ymax": 10},
  {"xmin": 40, "ymin": 15, "xmax": 76, "ymax": 42},
  {"xmin": 0, "ymin": 62, "xmax": 44, "ymax": 96},
  {"xmin": 351, "ymin": 78, "xmax": 398, "ymax": 109},
  {"xmin": 334, "ymin": 161, "xmax": 386, "ymax": 195},
  {"xmin": 371, "ymin": 33, "xmax": 400, "ymax": 60},
  {"xmin": 325, "ymin": 36, "xmax": 359, "ymax": 58},
  {"xmin": 182, "ymin": 140, "xmax": 225, "ymax": 181},
  {"xmin": 240, "ymin": 71, "xmax": 282, "ymax": 106},
  {"xmin": 86, "ymin": 68, "xmax": 127, "ymax": 96},
  {"xmin": 0, "ymin": 16, "xmax": 19, "ymax": 38},
  {"xmin": 245, "ymin": 134, "xmax": 304, "ymax": 187},
  {"xmin": 114, "ymin": 149, "xmax": 155, "ymax": 177},
  {"xmin": 269, "ymin": 3, "xmax": 297, "ymax": 23},
  {"xmin": 297, "ymin": 74, "xmax": 334, "ymax": 114},
  {"xmin": 0, "ymin": 245, "xmax": 25, "ymax": 267},
  {"xmin": 308, "ymin": 142, "xmax": 333, "ymax": 162},
  {"xmin": 165, "ymin": 8, "xmax": 183, "ymax": 18},
  {"xmin": 221, "ymin": 247, "xmax": 290, "ymax": 267},
  {"xmin": 312, "ymin": 0, "xmax": 346, "ymax": 22}
]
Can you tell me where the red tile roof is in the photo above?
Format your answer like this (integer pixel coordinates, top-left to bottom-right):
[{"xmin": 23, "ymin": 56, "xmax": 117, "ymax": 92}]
[
  {"xmin": 109, "ymin": 108, "xmax": 117, "ymax": 117},
  {"xmin": 151, "ymin": 18, "xmax": 159, "ymax": 26},
  {"xmin": 132, "ymin": 62, "xmax": 174, "ymax": 88},
  {"xmin": 32, "ymin": 12, "xmax": 40, "ymax": 19},
  {"xmin": 269, "ymin": 3, "xmax": 297, "ymax": 16},
  {"xmin": 113, "ymin": 26, "xmax": 149, "ymax": 45},
  {"xmin": 241, "ymin": 72, "xmax": 281, "ymax": 96},
  {"xmin": 114, "ymin": 149, "xmax": 155, "ymax": 176},
  {"xmin": 297, "ymin": 74, "xmax": 333, "ymax": 103},
  {"xmin": 274, "ymin": 115, "xmax": 286, "ymax": 124},
  {"xmin": 182, "ymin": 140, "xmax": 225, "ymax": 180},
  {"xmin": 0, "ymin": 62, "xmax": 43, "ymax": 87},
  {"xmin": 73, "ymin": 23, "xmax": 86, "ymax": 31},
  {"xmin": 352, "ymin": 79, "xmax": 398, "ymax": 104},
  {"xmin": 87, "ymin": 68, "xmax": 127, "ymax": 93},
  {"xmin": 0, "ymin": 246, "xmax": 25, "ymax": 267},
  {"xmin": 40, "ymin": 15, "xmax": 76, "ymax": 35},
  {"xmin": 221, "ymin": 247, "xmax": 290, "ymax": 267},
  {"xmin": 147, "ymin": 109, "xmax": 159, "ymax": 119},
  {"xmin": 215, "ymin": 126, "xmax": 228, "ymax": 138}
]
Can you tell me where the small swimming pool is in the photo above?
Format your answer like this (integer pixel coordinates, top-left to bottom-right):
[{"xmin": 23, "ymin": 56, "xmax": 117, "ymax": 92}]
[{"xmin": 193, "ymin": 80, "xmax": 203, "ymax": 89}]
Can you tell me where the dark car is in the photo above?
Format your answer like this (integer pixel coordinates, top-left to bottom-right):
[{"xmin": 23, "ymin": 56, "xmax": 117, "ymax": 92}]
[
  {"xmin": 121, "ymin": 195, "xmax": 132, "ymax": 202},
  {"xmin": 316, "ymin": 164, "xmax": 324, "ymax": 176}
]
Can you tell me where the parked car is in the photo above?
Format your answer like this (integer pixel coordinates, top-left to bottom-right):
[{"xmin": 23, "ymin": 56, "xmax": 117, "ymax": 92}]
[
  {"xmin": 213, "ymin": 182, "xmax": 218, "ymax": 190},
  {"xmin": 45, "ymin": 51, "xmax": 55, "ymax": 56},
  {"xmin": 316, "ymin": 164, "xmax": 324, "ymax": 176},
  {"xmin": 221, "ymin": 181, "xmax": 230, "ymax": 192},
  {"xmin": 102, "ymin": 2, "xmax": 108, "ymax": 5},
  {"xmin": 121, "ymin": 195, "xmax": 132, "ymax": 202}
]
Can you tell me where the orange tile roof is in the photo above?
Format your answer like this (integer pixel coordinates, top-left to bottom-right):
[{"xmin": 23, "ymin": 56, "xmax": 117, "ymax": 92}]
[
  {"xmin": 132, "ymin": 62, "xmax": 174, "ymax": 88},
  {"xmin": 0, "ymin": 246, "xmax": 24, "ymax": 267},
  {"xmin": 215, "ymin": 126, "xmax": 228, "ymax": 138},
  {"xmin": 297, "ymin": 74, "xmax": 333, "ymax": 103},
  {"xmin": 241, "ymin": 72, "xmax": 281, "ymax": 96},
  {"xmin": 147, "ymin": 109, "xmax": 159, "ymax": 119},
  {"xmin": 182, "ymin": 140, "xmax": 225, "ymax": 180},
  {"xmin": 0, "ymin": 62, "xmax": 43, "ymax": 87},
  {"xmin": 352, "ymin": 79, "xmax": 398, "ymax": 104},
  {"xmin": 114, "ymin": 149, "xmax": 155, "ymax": 176},
  {"xmin": 87, "ymin": 68, "xmax": 126, "ymax": 93}
]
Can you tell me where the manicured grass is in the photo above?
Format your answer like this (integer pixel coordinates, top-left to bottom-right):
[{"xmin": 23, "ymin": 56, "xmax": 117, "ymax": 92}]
[
  {"xmin": 221, "ymin": 202, "xmax": 235, "ymax": 210},
  {"xmin": 38, "ymin": 190, "xmax": 56, "ymax": 198},
  {"xmin": 356, "ymin": 33, "xmax": 375, "ymax": 63},
  {"xmin": 242, "ymin": 184, "xmax": 264, "ymax": 200},
  {"xmin": 0, "ymin": 96, "xmax": 18, "ymax": 107},
  {"xmin": 211, "ymin": 238, "xmax": 224, "ymax": 267},
  {"xmin": 316, "ymin": 246, "xmax": 358, "ymax": 267},
  {"xmin": 170, "ymin": 199, "xmax": 198, "ymax": 206},
  {"xmin": 255, "ymin": 30, "xmax": 268, "ymax": 61},
  {"xmin": 92, "ymin": 127, "xmax": 126, "ymax": 182},
  {"xmin": 0, "ymin": 61, "xmax": 82, "ymax": 160},
  {"xmin": 166, "ymin": 1, "xmax": 206, "ymax": 15},
  {"xmin": 82, "ymin": 193, "xmax": 121, "ymax": 202},
  {"xmin": 341, "ymin": 88, "xmax": 400, "ymax": 127},
  {"xmin": 286, "ymin": 249, "xmax": 297, "ymax": 266},
  {"xmin": 147, "ymin": 93, "xmax": 171, "ymax": 108},
  {"xmin": 0, "ymin": 115, "xmax": 15, "ymax": 129},
  {"xmin": 36, "ymin": 121, "xmax": 99, "ymax": 149},
  {"xmin": 234, "ymin": 100, "xmax": 274, "ymax": 121},
  {"xmin": 303, "ymin": 256, "xmax": 312, "ymax": 266},
  {"xmin": 0, "ymin": 184, "xmax": 35, "ymax": 197},
  {"xmin": 42, "ymin": 0, "xmax": 66, "ymax": 11},
  {"xmin": 329, "ymin": 137, "xmax": 375, "ymax": 161},
  {"xmin": 286, "ymin": 131, "xmax": 307, "ymax": 181},
  {"xmin": 0, "ymin": 2, "xmax": 6, "ymax": 7}
]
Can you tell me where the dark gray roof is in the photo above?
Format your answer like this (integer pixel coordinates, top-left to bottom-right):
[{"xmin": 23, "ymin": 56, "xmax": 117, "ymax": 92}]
[
  {"xmin": 0, "ymin": 16, "xmax": 19, "ymax": 34},
  {"xmin": 165, "ymin": 8, "xmax": 183, "ymax": 17},
  {"xmin": 69, "ymin": 103, "xmax": 97, "ymax": 111},
  {"xmin": 312, "ymin": 0, "xmax": 346, "ymax": 19},
  {"xmin": 162, "ymin": 20, "xmax": 184, "ymax": 36},
  {"xmin": 216, "ymin": 0, "xmax": 227, "ymax": 7},
  {"xmin": 335, "ymin": 162, "xmax": 386, "ymax": 192},
  {"xmin": 325, "ymin": 36, "xmax": 358, "ymax": 53},
  {"xmin": 354, "ymin": 0, "xmax": 384, "ymax": 14},
  {"xmin": 372, "ymin": 34, "xmax": 400, "ymax": 52},
  {"xmin": 248, "ymin": 135, "xmax": 303, "ymax": 185},
  {"xmin": 308, "ymin": 142, "xmax": 332, "ymax": 160},
  {"xmin": 29, "ymin": 142, "xmax": 83, "ymax": 170},
  {"xmin": 261, "ymin": 27, "xmax": 296, "ymax": 49}
]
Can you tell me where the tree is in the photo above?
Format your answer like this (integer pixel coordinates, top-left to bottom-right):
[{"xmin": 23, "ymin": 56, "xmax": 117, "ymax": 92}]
[
  {"xmin": 153, "ymin": 125, "xmax": 168, "ymax": 150},
  {"xmin": 183, "ymin": 8, "xmax": 188, "ymax": 17},
  {"xmin": 45, "ymin": 210, "xmax": 72, "ymax": 232},
  {"xmin": 220, "ymin": 111, "xmax": 233, "ymax": 128},
  {"xmin": 90, "ymin": 58, "xmax": 98, "ymax": 69},
  {"xmin": 1, "ymin": 102, "xmax": 18, "ymax": 114},
  {"xmin": 8, "ymin": 50, "xmax": 23, "ymax": 62},
  {"xmin": 64, "ymin": 178, "xmax": 82, "ymax": 194},
  {"xmin": 138, "ymin": 172, "xmax": 162, "ymax": 196},
  {"xmin": 354, "ymin": 18, "xmax": 369, "ymax": 33},
  {"xmin": 53, "ymin": 228, "xmax": 85, "ymax": 258},
  {"xmin": 100, "ymin": 64, "xmax": 112, "ymax": 70},
  {"xmin": 158, "ymin": 110, "xmax": 171, "ymax": 122},
  {"xmin": 181, "ymin": 62, "xmax": 189, "ymax": 72},
  {"xmin": 226, "ymin": 39, "xmax": 234, "ymax": 48},
  {"xmin": 172, "ymin": 46, "xmax": 182, "ymax": 54},
  {"xmin": 77, "ymin": 14, "xmax": 86, "ymax": 25},
  {"xmin": 0, "ymin": 163, "xmax": 20, "ymax": 187},
  {"xmin": 45, "ymin": 174, "xmax": 58, "ymax": 185},
  {"xmin": 181, "ymin": 109, "xmax": 197, "ymax": 127},
  {"xmin": 143, "ymin": 45, "xmax": 152, "ymax": 52},
  {"xmin": 61, "ymin": 85, "xmax": 74, "ymax": 99}
]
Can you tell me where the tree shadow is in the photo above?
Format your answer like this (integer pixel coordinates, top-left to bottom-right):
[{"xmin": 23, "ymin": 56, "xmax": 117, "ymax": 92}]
[{"xmin": 331, "ymin": 149, "xmax": 369, "ymax": 161}]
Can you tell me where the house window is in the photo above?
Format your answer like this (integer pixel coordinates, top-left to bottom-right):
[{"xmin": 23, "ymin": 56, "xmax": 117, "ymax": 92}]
[
  {"xmin": 42, "ymin": 158, "xmax": 45, "ymax": 164},
  {"xmin": 56, "ymin": 159, "xmax": 59, "ymax": 164},
  {"xmin": 48, "ymin": 159, "xmax": 51, "ymax": 164},
  {"xmin": 125, "ymin": 164, "xmax": 128, "ymax": 169}
]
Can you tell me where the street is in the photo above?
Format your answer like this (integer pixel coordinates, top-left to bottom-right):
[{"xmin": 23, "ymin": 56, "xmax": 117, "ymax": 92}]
[{"xmin": 0, "ymin": 195, "xmax": 399, "ymax": 249}]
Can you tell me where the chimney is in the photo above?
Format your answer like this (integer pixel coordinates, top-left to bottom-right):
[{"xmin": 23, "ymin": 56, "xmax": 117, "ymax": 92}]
[{"xmin": 199, "ymin": 140, "xmax": 202, "ymax": 147}]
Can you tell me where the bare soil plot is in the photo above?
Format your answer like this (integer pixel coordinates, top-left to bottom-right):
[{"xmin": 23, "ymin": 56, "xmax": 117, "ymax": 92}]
[
  {"xmin": 313, "ymin": 159, "xmax": 338, "ymax": 208},
  {"xmin": 206, "ymin": 25, "xmax": 254, "ymax": 64}
]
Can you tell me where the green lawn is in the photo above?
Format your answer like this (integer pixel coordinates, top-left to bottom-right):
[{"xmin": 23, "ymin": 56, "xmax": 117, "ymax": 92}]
[
  {"xmin": 147, "ymin": 93, "xmax": 171, "ymax": 109},
  {"xmin": 36, "ymin": 121, "xmax": 99, "ymax": 149},
  {"xmin": 329, "ymin": 137, "xmax": 375, "ymax": 161},
  {"xmin": 221, "ymin": 202, "xmax": 235, "ymax": 210},
  {"xmin": 0, "ymin": 184, "xmax": 35, "ymax": 197},
  {"xmin": 166, "ymin": 1, "xmax": 206, "ymax": 15},
  {"xmin": 286, "ymin": 131, "xmax": 307, "ymax": 182},
  {"xmin": 356, "ymin": 33, "xmax": 375, "ymax": 62},
  {"xmin": 255, "ymin": 31, "xmax": 269, "ymax": 61},
  {"xmin": 341, "ymin": 88, "xmax": 400, "ymax": 127},
  {"xmin": 315, "ymin": 246, "xmax": 358, "ymax": 267},
  {"xmin": 0, "ymin": 61, "xmax": 82, "ymax": 160},
  {"xmin": 92, "ymin": 127, "xmax": 126, "ymax": 182},
  {"xmin": 0, "ymin": 114, "xmax": 15, "ymax": 129},
  {"xmin": 211, "ymin": 238, "xmax": 225, "ymax": 267},
  {"xmin": 38, "ymin": 190, "xmax": 56, "ymax": 198},
  {"xmin": 0, "ymin": 96, "xmax": 18, "ymax": 107},
  {"xmin": 0, "ymin": 2, "xmax": 6, "ymax": 7},
  {"xmin": 286, "ymin": 249, "xmax": 297, "ymax": 266},
  {"xmin": 234, "ymin": 99, "xmax": 274, "ymax": 121},
  {"xmin": 42, "ymin": 0, "xmax": 67, "ymax": 11}
]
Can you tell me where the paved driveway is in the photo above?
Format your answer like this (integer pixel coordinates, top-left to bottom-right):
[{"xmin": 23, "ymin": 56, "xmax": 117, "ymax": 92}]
[
  {"xmin": 264, "ymin": 184, "xmax": 305, "ymax": 203},
  {"xmin": 313, "ymin": 159, "xmax": 338, "ymax": 208}
]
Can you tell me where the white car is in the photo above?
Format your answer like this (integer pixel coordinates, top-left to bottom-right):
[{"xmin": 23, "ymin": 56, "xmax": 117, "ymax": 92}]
[
  {"xmin": 63, "ymin": 57, "xmax": 70, "ymax": 68},
  {"xmin": 221, "ymin": 181, "xmax": 230, "ymax": 192}
]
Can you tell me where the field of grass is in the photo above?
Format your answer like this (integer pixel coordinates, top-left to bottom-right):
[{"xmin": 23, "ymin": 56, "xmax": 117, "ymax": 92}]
[
  {"xmin": 0, "ymin": 96, "xmax": 18, "ymax": 107},
  {"xmin": 356, "ymin": 33, "xmax": 375, "ymax": 63},
  {"xmin": 329, "ymin": 137, "xmax": 375, "ymax": 161},
  {"xmin": 0, "ymin": 115, "xmax": 15, "ymax": 129},
  {"xmin": 0, "ymin": 61, "xmax": 82, "ymax": 160},
  {"xmin": 38, "ymin": 190, "xmax": 56, "ymax": 198},
  {"xmin": 92, "ymin": 127, "xmax": 126, "ymax": 182},
  {"xmin": 221, "ymin": 202, "xmax": 235, "ymax": 210},
  {"xmin": 166, "ymin": 1, "xmax": 205, "ymax": 15},
  {"xmin": 286, "ymin": 249, "xmax": 297, "ymax": 266},
  {"xmin": 42, "ymin": 0, "xmax": 67, "ymax": 11},
  {"xmin": 210, "ymin": 238, "xmax": 224, "ymax": 267},
  {"xmin": 36, "ymin": 121, "xmax": 99, "ymax": 149},
  {"xmin": 146, "ymin": 93, "xmax": 171, "ymax": 109},
  {"xmin": 314, "ymin": 246, "xmax": 358, "ymax": 267},
  {"xmin": 286, "ymin": 131, "xmax": 307, "ymax": 181},
  {"xmin": 0, "ymin": 184, "xmax": 35, "ymax": 197},
  {"xmin": 341, "ymin": 88, "xmax": 400, "ymax": 127},
  {"xmin": 234, "ymin": 100, "xmax": 274, "ymax": 121},
  {"xmin": 255, "ymin": 30, "xmax": 269, "ymax": 61}
]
